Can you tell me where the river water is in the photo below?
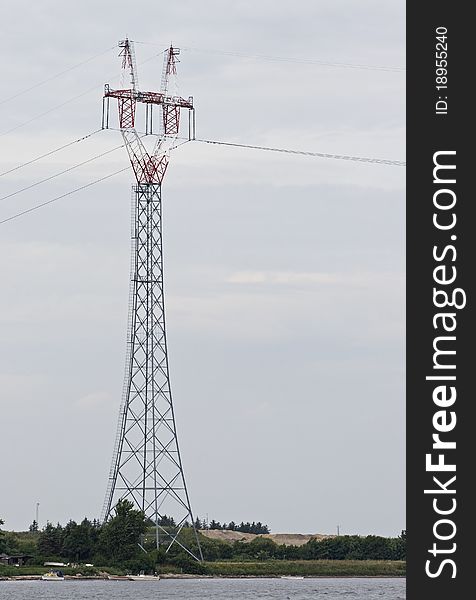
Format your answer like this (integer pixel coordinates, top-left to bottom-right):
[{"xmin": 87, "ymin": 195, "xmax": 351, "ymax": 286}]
[{"xmin": 0, "ymin": 577, "xmax": 405, "ymax": 599}]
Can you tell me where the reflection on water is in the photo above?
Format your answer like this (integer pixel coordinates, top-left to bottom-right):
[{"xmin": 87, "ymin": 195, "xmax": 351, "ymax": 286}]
[{"xmin": 0, "ymin": 577, "xmax": 406, "ymax": 599}]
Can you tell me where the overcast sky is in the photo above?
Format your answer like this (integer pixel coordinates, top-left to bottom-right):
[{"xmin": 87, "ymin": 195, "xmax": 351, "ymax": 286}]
[{"xmin": 0, "ymin": 1, "xmax": 405, "ymax": 537}]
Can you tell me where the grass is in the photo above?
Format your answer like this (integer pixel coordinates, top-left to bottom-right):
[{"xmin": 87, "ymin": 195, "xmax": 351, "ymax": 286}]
[
  {"xmin": 0, "ymin": 565, "xmax": 113, "ymax": 578},
  {"xmin": 1, "ymin": 560, "xmax": 406, "ymax": 579},
  {"xmin": 202, "ymin": 560, "xmax": 406, "ymax": 577}
]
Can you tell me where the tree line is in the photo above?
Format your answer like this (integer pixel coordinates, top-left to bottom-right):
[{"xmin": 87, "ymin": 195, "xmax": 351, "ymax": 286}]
[
  {"xmin": 197, "ymin": 530, "xmax": 406, "ymax": 562},
  {"xmin": 1, "ymin": 509, "xmax": 405, "ymax": 571},
  {"xmin": 195, "ymin": 517, "xmax": 270, "ymax": 535}
]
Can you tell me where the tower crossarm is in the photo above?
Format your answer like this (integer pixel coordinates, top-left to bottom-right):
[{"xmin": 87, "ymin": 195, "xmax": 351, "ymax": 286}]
[{"xmin": 104, "ymin": 87, "xmax": 193, "ymax": 110}]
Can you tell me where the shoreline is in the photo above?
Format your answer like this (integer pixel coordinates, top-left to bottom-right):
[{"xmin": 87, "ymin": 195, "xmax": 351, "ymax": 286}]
[{"xmin": 1, "ymin": 574, "xmax": 406, "ymax": 581}]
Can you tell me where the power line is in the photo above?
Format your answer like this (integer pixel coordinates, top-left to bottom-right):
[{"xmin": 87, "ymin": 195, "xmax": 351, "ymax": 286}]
[
  {"xmin": 0, "ymin": 139, "xmax": 189, "ymax": 226},
  {"xmin": 134, "ymin": 40, "xmax": 405, "ymax": 73},
  {"xmin": 0, "ymin": 129, "xmax": 404, "ymax": 213},
  {"xmin": 0, "ymin": 46, "xmax": 116, "ymax": 106},
  {"xmin": 0, "ymin": 135, "xmax": 188, "ymax": 209},
  {"xmin": 0, "ymin": 132, "xmax": 403, "ymax": 225},
  {"xmin": 0, "ymin": 41, "xmax": 402, "ymax": 141},
  {"xmin": 0, "ymin": 129, "xmax": 102, "ymax": 178},
  {"xmin": 184, "ymin": 47, "xmax": 405, "ymax": 73},
  {"xmin": 0, "ymin": 85, "xmax": 102, "ymax": 138},
  {"xmin": 169, "ymin": 139, "xmax": 192, "ymax": 151},
  {"xmin": 0, "ymin": 140, "xmax": 127, "ymax": 203},
  {"xmin": 0, "ymin": 166, "xmax": 129, "ymax": 225},
  {"xmin": 190, "ymin": 137, "xmax": 405, "ymax": 167},
  {"xmin": 111, "ymin": 130, "xmax": 405, "ymax": 167},
  {"xmin": 0, "ymin": 51, "xmax": 162, "ymax": 138}
]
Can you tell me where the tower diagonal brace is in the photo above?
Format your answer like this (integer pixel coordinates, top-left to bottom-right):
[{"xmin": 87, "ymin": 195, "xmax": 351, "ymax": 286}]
[{"xmin": 102, "ymin": 183, "xmax": 202, "ymax": 561}]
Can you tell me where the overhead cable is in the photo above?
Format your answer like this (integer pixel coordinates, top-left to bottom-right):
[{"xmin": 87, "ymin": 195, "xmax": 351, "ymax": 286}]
[
  {"xmin": 0, "ymin": 46, "xmax": 116, "ymax": 106},
  {"xmin": 193, "ymin": 138, "xmax": 406, "ymax": 167},
  {"xmin": 0, "ymin": 140, "xmax": 127, "ymax": 203},
  {"xmin": 0, "ymin": 85, "xmax": 102, "ymax": 138},
  {"xmin": 0, "ymin": 129, "xmax": 102, "ymax": 178},
  {"xmin": 0, "ymin": 133, "xmax": 403, "ymax": 225},
  {"xmin": 183, "ymin": 47, "xmax": 405, "ymax": 73},
  {"xmin": 0, "ymin": 51, "xmax": 162, "ymax": 138},
  {"xmin": 0, "ymin": 166, "xmax": 130, "ymax": 225},
  {"xmin": 119, "ymin": 131, "xmax": 405, "ymax": 167},
  {"xmin": 134, "ymin": 40, "xmax": 405, "ymax": 72}
]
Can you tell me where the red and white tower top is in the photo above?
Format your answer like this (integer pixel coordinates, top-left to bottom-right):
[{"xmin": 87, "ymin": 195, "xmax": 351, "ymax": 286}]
[{"xmin": 104, "ymin": 39, "xmax": 193, "ymax": 185}]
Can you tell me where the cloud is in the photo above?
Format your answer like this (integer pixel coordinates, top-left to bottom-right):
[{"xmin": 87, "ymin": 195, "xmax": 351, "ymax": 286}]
[
  {"xmin": 73, "ymin": 391, "xmax": 114, "ymax": 410},
  {"xmin": 225, "ymin": 269, "xmax": 404, "ymax": 288},
  {"xmin": 226, "ymin": 270, "xmax": 340, "ymax": 285},
  {"xmin": 0, "ymin": 0, "xmax": 404, "ymax": 536}
]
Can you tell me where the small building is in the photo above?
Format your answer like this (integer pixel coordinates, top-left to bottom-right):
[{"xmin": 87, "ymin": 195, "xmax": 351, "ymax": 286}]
[{"xmin": 0, "ymin": 553, "xmax": 32, "ymax": 566}]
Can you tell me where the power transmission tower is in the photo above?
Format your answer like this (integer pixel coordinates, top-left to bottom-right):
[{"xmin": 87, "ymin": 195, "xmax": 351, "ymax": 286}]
[{"xmin": 101, "ymin": 39, "xmax": 201, "ymax": 561}]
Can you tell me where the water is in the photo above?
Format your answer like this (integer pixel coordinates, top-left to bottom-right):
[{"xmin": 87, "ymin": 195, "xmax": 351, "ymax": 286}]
[{"xmin": 0, "ymin": 577, "xmax": 405, "ymax": 599}]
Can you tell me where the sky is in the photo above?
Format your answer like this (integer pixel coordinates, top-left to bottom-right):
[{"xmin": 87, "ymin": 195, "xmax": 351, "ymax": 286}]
[{"xmin": 0, "ymin": 1, "xmax": 405, "ymax": 537}]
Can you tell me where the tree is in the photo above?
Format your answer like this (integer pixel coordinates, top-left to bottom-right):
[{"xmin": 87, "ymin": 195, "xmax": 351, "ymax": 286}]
[
  {"xmin": 0, "ymin": 518, "xmax": 6, "ymax": 553},
  {"xmin": 254, "ymin": 521, "xmax": 270, "ymax": 534},
  {"xmin": 360, "ymin": 535, "xmax": 393, "ymax": 560},
  {"xmin": 62, "ymin": 519, "xmax": 97, "ymax": 562},
  {"xmin": 98, "ymin": 499, "xmax": 147, "ymax": 564},
  {"xmin": 158, "ymin": 515, "xmax": 176, "ymax": 527},
  {"xmin": 247, "ymin": 537, "xmax": 279, "ymax": 560},
  {"xmin": 38, "ymin": 523, "xmax": 64, "ymax": 558},
  {"xmin": 391, "ymin": 530, "xmax": 406, "ymax": 560},
  {"xmin": 29, "ymin": 520, "xmax": 39, "ymax": 532}
]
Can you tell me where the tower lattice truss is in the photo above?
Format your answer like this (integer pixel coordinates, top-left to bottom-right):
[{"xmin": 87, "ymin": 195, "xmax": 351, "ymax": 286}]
[{"xmin": 101, "ymin": 39, "xmax": 201, "ymax": 561}]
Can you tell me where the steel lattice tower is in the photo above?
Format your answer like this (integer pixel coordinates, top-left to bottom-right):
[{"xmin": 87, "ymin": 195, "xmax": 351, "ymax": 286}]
[{"xmin": 101, "ymin": 39, "xmax": 201, "ymax": 561}]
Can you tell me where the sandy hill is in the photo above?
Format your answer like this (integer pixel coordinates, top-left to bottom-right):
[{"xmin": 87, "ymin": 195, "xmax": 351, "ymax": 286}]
[{"xmin": 200, "ymin": 530, "xmax": 332, "ymax": 547}]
